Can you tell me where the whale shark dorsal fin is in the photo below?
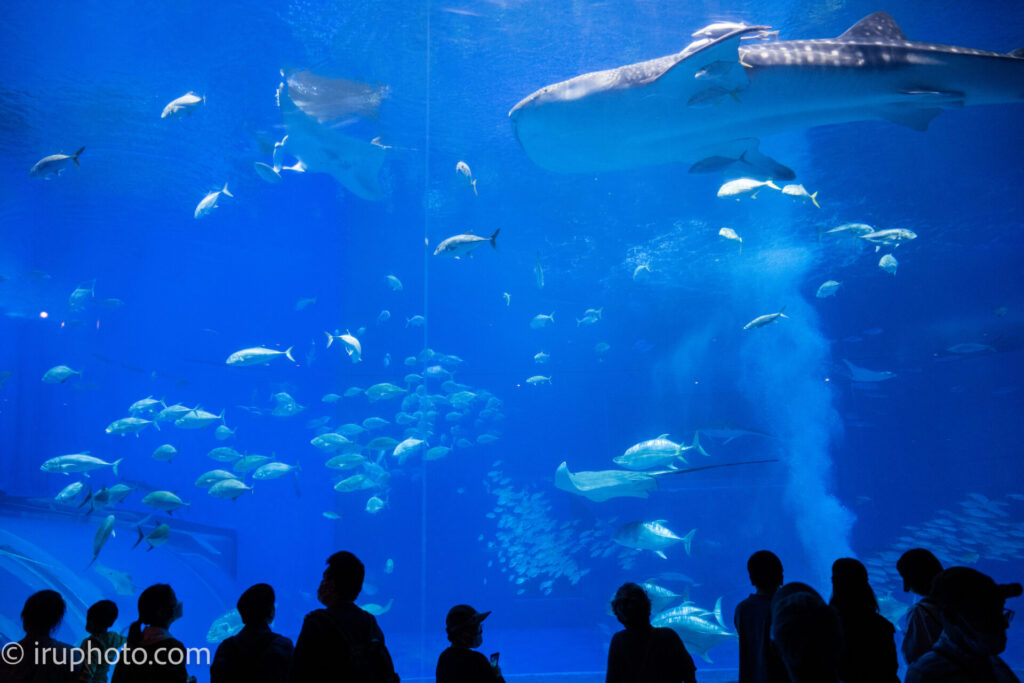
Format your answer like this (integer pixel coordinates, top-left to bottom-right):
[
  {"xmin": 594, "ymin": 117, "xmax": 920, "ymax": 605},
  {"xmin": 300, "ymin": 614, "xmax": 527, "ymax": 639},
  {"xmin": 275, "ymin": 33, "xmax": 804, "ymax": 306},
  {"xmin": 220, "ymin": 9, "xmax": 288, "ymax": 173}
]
[{"xmin": 838, "ymin": 12, "xmax": 907, "ymax": 41}]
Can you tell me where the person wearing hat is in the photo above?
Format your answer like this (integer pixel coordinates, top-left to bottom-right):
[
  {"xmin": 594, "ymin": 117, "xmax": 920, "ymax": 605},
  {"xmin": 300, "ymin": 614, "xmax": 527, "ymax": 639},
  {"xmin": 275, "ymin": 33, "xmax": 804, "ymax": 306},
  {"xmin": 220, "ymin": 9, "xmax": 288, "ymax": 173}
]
[
  {"xmin": 896, "ymin": 548, "xmax": 944, "ymax": 665},
  {"xmin": 436, "ymin": 605, "xmax": 504, "ymax": 683},
  {"xmin": 905, "ymin": 566, "xmax": 1021, "ymax": 683},
  {"xmin": 606, "ymin": 583, "xmax": 697, "ymax": 683}
]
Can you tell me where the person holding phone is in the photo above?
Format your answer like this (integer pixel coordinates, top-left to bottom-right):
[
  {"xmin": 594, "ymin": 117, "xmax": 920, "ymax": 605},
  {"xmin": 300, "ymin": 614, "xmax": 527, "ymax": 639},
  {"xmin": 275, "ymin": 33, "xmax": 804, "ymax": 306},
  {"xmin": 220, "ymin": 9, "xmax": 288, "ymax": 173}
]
[{"xmin": 436, "ymin": 604, "xmax": 505, "ymax": 683}]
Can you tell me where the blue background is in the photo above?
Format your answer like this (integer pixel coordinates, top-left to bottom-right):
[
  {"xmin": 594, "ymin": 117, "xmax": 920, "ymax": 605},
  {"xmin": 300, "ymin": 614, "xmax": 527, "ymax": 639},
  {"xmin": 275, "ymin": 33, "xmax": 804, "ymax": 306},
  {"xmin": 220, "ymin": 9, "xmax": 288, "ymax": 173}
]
[{"xmin": 1, "ymin": 0, "xmax": 1023, "ymax": 679}]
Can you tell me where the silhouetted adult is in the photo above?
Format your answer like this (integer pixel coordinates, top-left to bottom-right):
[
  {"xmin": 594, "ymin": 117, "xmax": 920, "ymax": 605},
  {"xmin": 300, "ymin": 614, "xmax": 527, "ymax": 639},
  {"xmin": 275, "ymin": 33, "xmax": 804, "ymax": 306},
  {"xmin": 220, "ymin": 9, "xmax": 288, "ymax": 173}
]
[
  {"xmin": 289, "ymin": 551, "xmax": 399, "ymax": 683},
  {"xmin": 211, "ymin": 584, "xmax": 293, "ymax": 683},
  {"xmin": 828, "ymin": 558, "xmax": 898, "ymax": 683},
  {"xmin": 0, "ymin": 590, "xmax": 79, "ymax": 683},
  {"xmin": 734, "ymin": 550, "xmax": 790, "ymax": 683},
  {"xmin": 605, "ymin": 583, "xmax": 696, "ymax": 683},
  {"xmin": 831, "ymin": 557, "xmax": 897, "ymax": 679},
  {"xmin": 435, "ymin": 605, "xmax": 504, "ymax": 683},
  {"xmin": 110, "ymin": 584, "xmax": 194, "ymax": 683},
  {"xmin": 897, "ymin": 548, "xmax": 944, "ymax": 665},
  {"xmin": 79, "ymin": 600, "xmax": 126, "ymax": 683},
  {"xmin": 906, "ymin": 567, "xmax": 1021, "ymax": 683},
  {"xmin": 770, "ymin": 582, "xmax": 842, "ymax": 683}
]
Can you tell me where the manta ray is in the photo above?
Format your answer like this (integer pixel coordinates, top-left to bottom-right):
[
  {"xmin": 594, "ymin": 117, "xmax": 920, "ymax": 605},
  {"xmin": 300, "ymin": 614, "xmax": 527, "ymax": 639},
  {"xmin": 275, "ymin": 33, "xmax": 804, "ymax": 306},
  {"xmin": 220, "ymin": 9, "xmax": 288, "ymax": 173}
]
[
  {"xmin": 277, "ymin": 72, "xmax": 387, "ymax": 201},
  {"xmin": 509, "ymin": 12, "xmax": 1024, "ymax": 176}
]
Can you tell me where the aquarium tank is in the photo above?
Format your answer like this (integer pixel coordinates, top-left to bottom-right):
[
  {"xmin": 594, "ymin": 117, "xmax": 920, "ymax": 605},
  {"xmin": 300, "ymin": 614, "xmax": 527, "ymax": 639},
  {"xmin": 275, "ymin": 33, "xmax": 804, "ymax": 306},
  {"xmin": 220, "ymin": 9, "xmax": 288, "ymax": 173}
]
[{"xmin": 1, "ymin": 0, "xmax": 1022, "ymax": 680}]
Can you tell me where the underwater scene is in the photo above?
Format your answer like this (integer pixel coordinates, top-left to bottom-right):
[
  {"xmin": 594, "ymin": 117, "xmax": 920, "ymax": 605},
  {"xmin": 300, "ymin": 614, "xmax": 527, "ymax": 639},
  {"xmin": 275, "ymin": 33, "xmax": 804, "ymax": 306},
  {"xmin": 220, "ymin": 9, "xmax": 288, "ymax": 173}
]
[{"xmin": 1, "ymin": 0, "xmax": 1023, "ymax": 679}]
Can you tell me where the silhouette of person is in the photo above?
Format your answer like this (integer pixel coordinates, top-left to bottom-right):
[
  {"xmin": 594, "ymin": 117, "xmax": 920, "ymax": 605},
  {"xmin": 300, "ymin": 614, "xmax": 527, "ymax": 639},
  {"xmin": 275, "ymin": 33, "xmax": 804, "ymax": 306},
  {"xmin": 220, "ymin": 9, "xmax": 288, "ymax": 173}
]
[
  {"xmin": 435, "ymin": 605, "xmax": 504, "ymax": 683},
  {"xmin": 896, "ymin": 548, "xmax": 944, "ymax": 665},
  {"xmin": 605, "ymin": 582, "xmax": 696, "ymax": 683},
  {"xmin": 289, "ymin": 551, "xmax": 399, "ymax": 683},
  {"xmin": 211, "ymin": 584, "xmax": 293, "ymax": 683},
  {"xmin": 905, "ymin": 567, "xmax": 1021, "ymax": 683},
  {"xmin": 78, "ymin": 600, "xmax": 126, "ymax": 683},
  {"xmin": 0, "ymin": 590, "xmax": 80, "ymax": 683},
  {"xmin": 770, "ymin": 582, "xmax": 842, "ymax": 683},
  {"xmin": 734, "ymin": 550, "xmax": 790, "ymax": 683},
  {"xmin": 110, "ymin": 584, "xmax": 194, "ymax": 683},
  {"xmin": 828, "ymin": 558, "xmax": 898, "ymax": 683}
]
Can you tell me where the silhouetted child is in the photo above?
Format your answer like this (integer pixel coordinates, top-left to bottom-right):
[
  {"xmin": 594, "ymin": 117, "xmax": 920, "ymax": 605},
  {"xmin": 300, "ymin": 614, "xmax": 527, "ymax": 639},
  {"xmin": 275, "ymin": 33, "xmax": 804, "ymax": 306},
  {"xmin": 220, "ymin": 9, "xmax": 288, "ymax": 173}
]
[
  {"xmin": 905, "ymin": 566, "xmax": 1021, "ymax": 683},
  {"xmin": 211, "ymin": 583, "xmax": 293, "ymax": 683},
  {"xmin": 734, "ymin": 550, "xmax": 790, "ymax": 683},
  {"xmin": 78, "ymin": 600, "xmax": 126, "ymax": 683},
  {"xmin": 0, "ymin": 590, "xmax": 79, "ymax": 682},
  {"xmin": 605, "ymin": 582, "xmax": 696, "ymax": 683},
  {"xmin": 828, "ymin": 558, "xmax": 899, "ymax": 683},
  {"xmin": 436, "ymin": 604, "xmax": 504, "ymax": 683},
  {"xmin": 770, "ymin": 582, "xmax": 842, "ymax": 683},
  {"xmin": 897, "ymin": 548, "xmax": 944, "ymax": 665},
  {"xmin": 289, "ymin": 551, "xmax": 398, "ymax": 682},
  {"xmin": 110, "ymin": 584, "xmax": 194, "ymax": 683}
]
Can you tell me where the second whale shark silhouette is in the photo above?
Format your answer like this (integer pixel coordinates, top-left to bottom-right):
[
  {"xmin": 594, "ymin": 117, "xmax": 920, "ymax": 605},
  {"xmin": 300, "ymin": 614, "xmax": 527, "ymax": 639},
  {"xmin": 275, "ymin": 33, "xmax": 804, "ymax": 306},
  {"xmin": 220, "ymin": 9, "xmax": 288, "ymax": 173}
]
[{"xmin": 509, "ymin": 12, "xmax": 1024, "ymax": 178}]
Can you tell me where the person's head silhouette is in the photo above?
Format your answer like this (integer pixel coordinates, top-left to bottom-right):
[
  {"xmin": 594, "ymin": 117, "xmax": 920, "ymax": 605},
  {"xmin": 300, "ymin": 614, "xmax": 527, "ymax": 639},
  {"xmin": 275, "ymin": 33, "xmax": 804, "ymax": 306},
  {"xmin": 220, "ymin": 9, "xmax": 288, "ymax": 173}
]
[
  {"xmin": 930, "ymin": 567, "xmax": 1021, "ymax": 656},
  {"xmin": 86, "ymin": 600, "xmax": 118, "ymax": 636},
  {"xmin": 445, "ymin": 605, "xmax": 491, "ymax": 648},
  {"xmin": 21, "ymin": 590, "xmax": 66, "ymax": 639},
  {"xmin": 319, "ymin": 551, "xmax": 364, "ymax": 607},
  {"xmin": 127, "ymin": 584, "xmax": 181, "ymax": 646},
  {"xmin": 747, "ymin": 550, "xmax": 784, "ymax": 595},
  {"xmin": 611, "ymin": 582, "xmax": 651, "ymax": 630},
  {"xmin": 237, "ymin": 584, "xmax": 276, "ymax": 627},
  {"xmin": 896, "ymin": 548, "xmax": 943, "ymax": 596},
  {"xmin": 830, "ymin": 557, "xmax": 878, "ymax": 614}
]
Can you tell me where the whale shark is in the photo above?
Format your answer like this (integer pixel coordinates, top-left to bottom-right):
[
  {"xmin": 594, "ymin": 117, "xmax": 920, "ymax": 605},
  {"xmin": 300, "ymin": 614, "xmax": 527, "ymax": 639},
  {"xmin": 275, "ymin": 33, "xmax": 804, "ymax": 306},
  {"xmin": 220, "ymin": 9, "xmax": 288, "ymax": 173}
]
[{"xmin": 509, "ymin": 12, "xmax": 1024, "ymax": 177}]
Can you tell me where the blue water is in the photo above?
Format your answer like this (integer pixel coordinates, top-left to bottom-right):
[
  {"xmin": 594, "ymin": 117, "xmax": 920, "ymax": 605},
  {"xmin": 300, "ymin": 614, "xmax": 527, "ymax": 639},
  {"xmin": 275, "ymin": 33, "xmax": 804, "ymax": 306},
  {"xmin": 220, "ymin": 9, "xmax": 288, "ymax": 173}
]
[{"xmin": 2, "ymin": 0, "xmax": 1023, "ymax": 680}]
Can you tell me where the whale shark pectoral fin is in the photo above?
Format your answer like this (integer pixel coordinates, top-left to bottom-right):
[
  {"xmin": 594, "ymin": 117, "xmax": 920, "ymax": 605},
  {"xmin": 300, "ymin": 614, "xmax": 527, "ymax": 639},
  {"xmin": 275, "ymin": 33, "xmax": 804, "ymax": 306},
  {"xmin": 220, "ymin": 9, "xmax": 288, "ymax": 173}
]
[
  {"xmin": 878, "ymin": 106, "xmax": 943, "ymax": 131},
  {"xmin": 878, "ymin": 91, "xmax": 965, "ymax": 131},
  {"xmin": 689, "ymin": 138, "xmax": 795, "ymax": 181},
  {"xmin": 652, "ymin": 26, "xmax": 762, "ymax": 89}
]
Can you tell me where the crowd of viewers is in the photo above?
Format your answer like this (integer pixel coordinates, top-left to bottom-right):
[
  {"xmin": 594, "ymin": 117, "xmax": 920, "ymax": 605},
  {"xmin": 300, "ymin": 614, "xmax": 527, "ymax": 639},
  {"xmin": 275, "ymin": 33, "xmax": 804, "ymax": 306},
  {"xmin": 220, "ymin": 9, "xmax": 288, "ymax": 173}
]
[{"xmin": 0, "ymin": 548, "xmax": 1018, "ymax": 682}]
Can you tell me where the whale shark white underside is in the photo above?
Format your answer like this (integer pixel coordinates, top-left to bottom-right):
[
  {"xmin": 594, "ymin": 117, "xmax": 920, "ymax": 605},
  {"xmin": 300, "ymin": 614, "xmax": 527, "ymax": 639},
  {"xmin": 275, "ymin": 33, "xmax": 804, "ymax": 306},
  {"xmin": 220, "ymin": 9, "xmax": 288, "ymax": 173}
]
[{"xmin": 509, "ymin": 12, "xmax": 1024, "ymax": 177}]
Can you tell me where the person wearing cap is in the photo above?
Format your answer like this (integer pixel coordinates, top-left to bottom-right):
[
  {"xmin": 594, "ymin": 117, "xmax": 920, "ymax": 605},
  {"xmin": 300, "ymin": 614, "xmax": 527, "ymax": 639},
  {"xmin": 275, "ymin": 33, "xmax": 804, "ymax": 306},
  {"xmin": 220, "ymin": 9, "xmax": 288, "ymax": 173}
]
[
  {"xmin": 436, "ymin": 605, "xmax": 504, "ymax": 683},
  {"xmin": 896, "ymin": 548, "xmax": 944, "ymax": 665},
  {"xmin": 606, "ymin": 583, "xmax": 697, "ymax": 683},
  {"xmin": 905, "ymin": 566, "xmax": 1021, "ymax": 683}
]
